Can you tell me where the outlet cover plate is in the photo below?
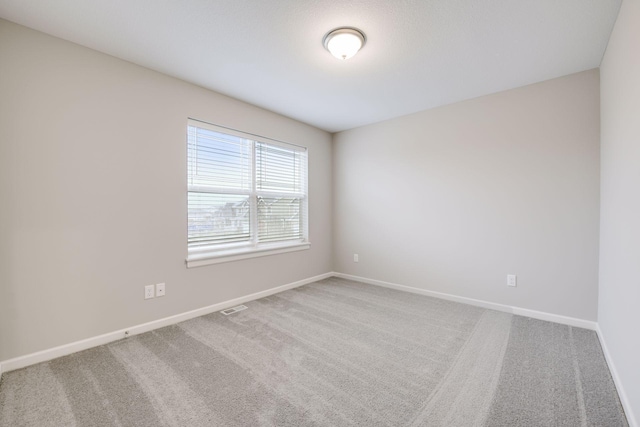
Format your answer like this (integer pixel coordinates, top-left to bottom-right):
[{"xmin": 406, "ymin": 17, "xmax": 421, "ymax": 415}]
[{"xmin": 144, "ymin": 284, "xmax": 155, "ymax": 299}]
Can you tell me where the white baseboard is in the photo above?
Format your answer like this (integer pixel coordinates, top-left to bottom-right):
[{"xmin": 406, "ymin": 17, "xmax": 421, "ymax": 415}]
[
  {"xmin": 1, "ymin": 271, "xmax": 632, "ymax": 425},
  {"xmin": 333, "ymin": 272, "xmax": 598, "ymax": 330},
  {"xmin": 334, "ymin": 273, "xmax": 636, "ymax": 424},
  {"xmin": 0, "ymin": 271, "xmax": 603, "ymax": 381},
  {"xmin": 0, "ymin": 272, "xmax": 333, "ymax": 376},
  {"xmin": 596, "ymin": 325, "xmax": 637, "ymax": 427}
]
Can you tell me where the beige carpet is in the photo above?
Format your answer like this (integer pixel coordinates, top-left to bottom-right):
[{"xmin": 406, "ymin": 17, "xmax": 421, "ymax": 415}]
[{"xmin": 0, "ymin": 277, "xmax": 629, "ymax": 426}]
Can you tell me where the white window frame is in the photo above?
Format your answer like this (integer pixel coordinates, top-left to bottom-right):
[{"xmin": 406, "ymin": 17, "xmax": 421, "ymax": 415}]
[{"xmin": 186, "ymin": 119, "xmax": 309, "ymax": 268}]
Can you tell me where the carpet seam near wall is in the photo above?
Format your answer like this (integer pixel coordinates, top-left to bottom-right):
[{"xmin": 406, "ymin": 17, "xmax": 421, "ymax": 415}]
[{"xmin": 569, "ymin": 326, "xmax": 589, "ymax": 427}]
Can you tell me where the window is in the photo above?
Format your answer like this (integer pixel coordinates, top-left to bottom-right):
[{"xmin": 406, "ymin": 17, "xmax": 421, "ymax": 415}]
[{"xmin": 186, "ymin": 119, "xmax": 309, "ymax": 267}]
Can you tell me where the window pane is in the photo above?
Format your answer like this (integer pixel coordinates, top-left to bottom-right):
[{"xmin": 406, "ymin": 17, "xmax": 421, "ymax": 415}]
[
  {"xmin": 188, "ymin": 192, "xmax": 250, "ymax": 247},
  {"xmin": 256, "ymin": 142, "xmax": 304, "ymax": 194},
  {"xmin": 257, "ymin": 197, "xmax": 303, "ymax": 242},
  {"xmin": 187, "ymin": 120, "xmax": 308, "ymax": 259},
  {"xmin": 188, "ymin": 126, "xmax": 251, "ymax": 191}
]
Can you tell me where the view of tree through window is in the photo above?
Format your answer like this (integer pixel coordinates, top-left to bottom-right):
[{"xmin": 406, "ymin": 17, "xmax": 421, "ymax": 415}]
[{"xmin": 187, "ymin": 121, "xmax": 308, "ymax": 256}]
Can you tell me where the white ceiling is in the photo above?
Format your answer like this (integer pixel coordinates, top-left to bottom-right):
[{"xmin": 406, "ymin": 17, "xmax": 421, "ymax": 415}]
[{"xmin": 0, "ymin": 0, "xmax": 622, "ymax": 133}]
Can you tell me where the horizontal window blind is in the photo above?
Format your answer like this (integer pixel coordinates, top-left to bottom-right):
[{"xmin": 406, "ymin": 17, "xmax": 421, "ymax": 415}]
[
  {"xmin": 188, "ymin": 193, "xmax": 250, "ymax": 247},
  {"xmin": 256, "ymin": 142, "xmax": 305, "ymax": 194},
  {"xmin": 187, "ymin": 126, "xmax": 251, "ymax": 191},
  {"xmin": 187, "ymin": 120, "xmax": 308, "ymax": 256},
  {"xmin": 258, "ymin": 197, "xmax": 303, "ymax": 242}
]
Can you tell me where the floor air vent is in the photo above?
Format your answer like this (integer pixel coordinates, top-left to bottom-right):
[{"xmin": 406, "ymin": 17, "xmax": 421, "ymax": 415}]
[{"xmin": 220, "ymin": 305, "xmax": 248, "ymax": 315}]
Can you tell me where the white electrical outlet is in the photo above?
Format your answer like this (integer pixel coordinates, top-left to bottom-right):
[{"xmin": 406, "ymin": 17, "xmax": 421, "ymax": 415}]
[
  {"xmin": 507, "ymin": 274, "xmax": 517, "ymax": 287},
  {"xmin": 353, "ymin": 253, "xmax": 359, "ymax": 263},
  {"xmin": 156, "ymin": 283, "xmax": 165, "ymax": 297},
  {"xmin": 144, "ymin": 284, "xmax": 155, "ymax": 299}
]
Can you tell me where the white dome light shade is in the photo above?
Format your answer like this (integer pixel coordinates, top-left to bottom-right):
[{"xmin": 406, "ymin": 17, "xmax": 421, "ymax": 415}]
[{"xmin": 323, "ymin": 28, "xmax": 366, "ymax": 60}]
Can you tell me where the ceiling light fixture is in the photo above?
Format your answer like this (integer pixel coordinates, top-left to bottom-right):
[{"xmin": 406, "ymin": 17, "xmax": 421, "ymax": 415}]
[{"xmin": 322, "ymin": 27, "xmax": 366, "ymax": 60}]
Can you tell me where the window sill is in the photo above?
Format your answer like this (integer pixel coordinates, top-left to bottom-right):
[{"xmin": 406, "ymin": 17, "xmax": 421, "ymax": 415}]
[{"xmin": 186, "ymin": 242, "xmax": 311, "ymax": 268}]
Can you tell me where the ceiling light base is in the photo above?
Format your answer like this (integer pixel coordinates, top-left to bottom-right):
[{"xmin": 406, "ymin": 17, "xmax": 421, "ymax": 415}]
[{"xmin": 323, "ymin": 27, "xmax": 366, "ymax": 60}]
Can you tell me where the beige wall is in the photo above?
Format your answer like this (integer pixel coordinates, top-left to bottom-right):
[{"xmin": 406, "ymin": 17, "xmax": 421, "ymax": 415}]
[
  {"xmin": 333, "ymin": 69, "xmax": 601, "ymax": 320},
  {"xmin": 599, "ymin": 0, "xmax": 640, "ymax": 423},
  {"xmin": 0, "ymin": 15, "xmax": 610, "ymax": 370},
  {"xmin": 0, "ymin": 19, "xmax": 333, "ymax": 361}
]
